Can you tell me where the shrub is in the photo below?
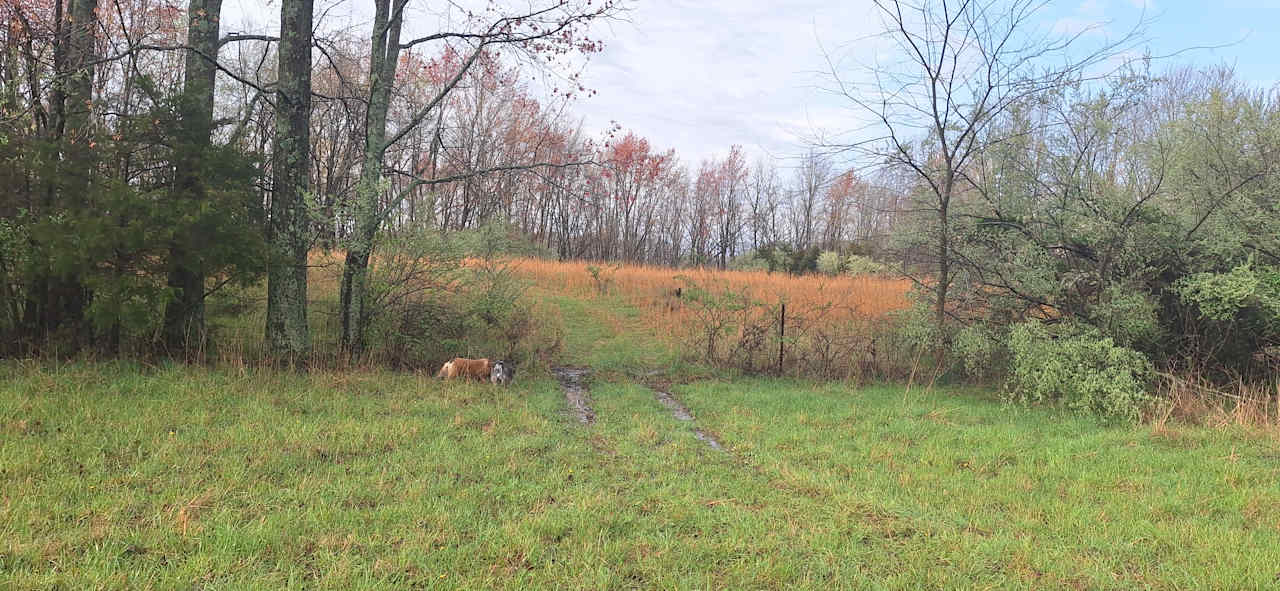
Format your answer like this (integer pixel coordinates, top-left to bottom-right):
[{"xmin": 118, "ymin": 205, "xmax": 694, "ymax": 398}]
[
  {"xmin": 674, "ymin": 275, "xmax": 755, "ymax": 364},
  {"xmin": 1006, "ymin": 321, "xmax": 1155, "ymax": 422},
  {"xmin": 361, "ymin": 231, "xmax": 561, "ymax": 370},
  {"xmin": 1176, "ymin": 258, "xmax": 1280, "ymax": 327},
  {"xmin": 746, "ymin": 243, "xmax": 821, "ymax": 275},
  {"xmin": 1092, "ymin": 284, "xmax": 1161, "ymax": 350},
  {"xmin": 1173, "ymin": 259, "xmax": 1280, "ymax": 376},
  {"xmin": 0, "ymin": 217, "xmax": 30, "ymax": 335},
  {"xmin": 451, "ymin": 219, "xmax": 554, "ymax": 259},
  {"xmin": 791, "ymin": 246, "xmax": 820, "ymax": 274},
  {"xmin": 586, "ymin": 264, "xmax": 619, "ymax": 295},
  {"xmin": 952, "ymin": 322, "xmax": 1005, "ymax": 380},
  {"xmin": 844, "ymin": 254, "xmax": 887, "ymax": 276},
  {"xmin": 817, "ymin": 251, "xmax": 843, "ymax": 275},
  {"xmin": 728, "ymin": 252, "xmax": 771, "ymax": 272}
]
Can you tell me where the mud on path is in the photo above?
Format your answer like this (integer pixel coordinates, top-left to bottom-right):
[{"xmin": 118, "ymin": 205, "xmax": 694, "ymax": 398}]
[
  {"xmin": 650, "ymin": 384, "xmax": 724, "ymax": 451},
  {"xmin": 654, "ymin": 390, "xmax": 694, "ymax": 421},
  {"xmin": 551, "ymin": 367, "xmax": 595, "ymax": 425},
  {"xmin": 693, "ymin": 428, "xmax": 724, "ymax": 451}
]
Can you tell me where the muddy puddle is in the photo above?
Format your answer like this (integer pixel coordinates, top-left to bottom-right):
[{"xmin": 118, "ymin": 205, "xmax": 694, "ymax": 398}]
[
  {"xmin": 654, "ymin": 390, "xmax": 694, "ymax": 421},
  {"xmin": 551, "ymin": 367, "xmax": 595, "ymax": 425},
  {"xmin": 651, "ymin": 386, "xmax": 723, "ymax": 451},
  {"xmin": 693, "ymin": 428, "xmax": 724, "ymax": 451}
]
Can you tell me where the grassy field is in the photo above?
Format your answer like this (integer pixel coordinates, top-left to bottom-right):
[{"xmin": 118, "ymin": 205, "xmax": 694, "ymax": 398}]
[{"xmin": 4, "ymin": 264, "xmax": 1280, "ymax": 589}]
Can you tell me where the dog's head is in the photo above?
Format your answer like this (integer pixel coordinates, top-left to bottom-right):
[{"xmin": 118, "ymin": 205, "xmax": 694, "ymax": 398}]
[{"xmin": 489, "ymin": 360, "xmax": 516, "ymax": 385}]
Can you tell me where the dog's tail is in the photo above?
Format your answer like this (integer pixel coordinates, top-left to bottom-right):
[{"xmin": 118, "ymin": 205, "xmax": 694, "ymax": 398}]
[{"xmin": 435, "ymin": 361, "xmax": 453, "ymax": 379}]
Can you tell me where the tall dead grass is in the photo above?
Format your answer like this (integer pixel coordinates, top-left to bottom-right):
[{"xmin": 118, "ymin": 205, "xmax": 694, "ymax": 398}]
[
  {"xmin": 512, "ymin": 258, "xmax": 914, "ymax": 378},
  {"xmin": 515, "ymin": 257, "xmax": 908, "ymax": 311},
  {"xmin": 1152, "ymin": 372, "xmax": 1280, "ymax": 432}
]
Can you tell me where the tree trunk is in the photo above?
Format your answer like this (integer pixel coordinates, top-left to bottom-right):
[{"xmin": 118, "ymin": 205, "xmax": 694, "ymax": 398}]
[
  {"xmin": 162, "ymin": 0, "xmax": 223, "ymax": 356},
  {"xmin": 266, "ymin": 0, "xmax": 314, "ymax": 363},
  {"xmin": 28, "ymin": 0, "xmax": 98, "ymax": 349},
  {"xmin": 936, "ymin": 207, "xmax": 949, "ymax": 332},
  {"xmin": 338, "ymin": 0, "xmax": 404, "ymax": 354},
  {"xmin": 935, "ymin": 173, "xmax": 953, "ymax": 362}
]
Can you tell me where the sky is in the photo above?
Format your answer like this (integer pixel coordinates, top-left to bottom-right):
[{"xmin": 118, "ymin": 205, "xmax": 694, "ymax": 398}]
[
  {"xmin": 222, "ymin": 0, "xmax": 1280, "ymax": 167},
  {"xmin": 566, "ymin": 0, "xmax": 1280, "ymax": 166}
]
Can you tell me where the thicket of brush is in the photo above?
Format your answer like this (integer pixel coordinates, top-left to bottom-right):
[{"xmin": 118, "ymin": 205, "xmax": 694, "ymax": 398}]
[
  {"xmin": 514, "ymin": 253, "xmax": 1278, "ymax": 426},
  {"xmin": 50, "ymin": 222, "xmax": 566, "ymax": 373}
]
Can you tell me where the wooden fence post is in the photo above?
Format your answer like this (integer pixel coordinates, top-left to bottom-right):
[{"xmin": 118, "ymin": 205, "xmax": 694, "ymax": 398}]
[{"xmin": 778, "ymin": 302, "xmax": 785, "ymax": 375}]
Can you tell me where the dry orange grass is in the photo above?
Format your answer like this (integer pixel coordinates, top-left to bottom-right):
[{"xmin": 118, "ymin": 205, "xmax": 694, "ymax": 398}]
[
  {"xmin": 214, "ymin": 253, "xmax": 911, "ymax": 372},
  {"xmin": 511, "ymin": 257, "xmax": 911, "ymax": 344}
]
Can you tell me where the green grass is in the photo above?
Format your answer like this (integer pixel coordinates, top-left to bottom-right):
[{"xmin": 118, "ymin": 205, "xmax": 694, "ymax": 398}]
[
  {"xmin": 535, "ymin": 288, "xmax": 697, "ymax": 379},
  {"xmin": 4, "ymin": 289, "xmax": 1280, "ymax": 588}
]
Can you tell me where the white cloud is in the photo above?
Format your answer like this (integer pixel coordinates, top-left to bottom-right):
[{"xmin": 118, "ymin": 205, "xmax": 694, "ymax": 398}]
[
  {"xmin": 565, "ymin": 0, "xmax": 886, "ymax": 165},
  {"xmin": 218, "ymin": 0, "xmax": 889, "ymax": 166},
  {"xmin": 222, "ymin": 0, "xmax": 1179, "ymax": 170}
]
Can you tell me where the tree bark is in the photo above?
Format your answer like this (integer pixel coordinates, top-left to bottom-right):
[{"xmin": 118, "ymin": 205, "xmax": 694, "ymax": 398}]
[
  {"xmin": 936, "ymin": 177, "xmax": 951, "ymax": 344},
  {"xmin": 339, "ymin": 0, "xmax": 405, "ymax": 354},
  {"xmin": 162, "ymin": 0, "xmax": 224, "ymax": 356},
  {"xmin": 266, "ymin": 0, "xmax": 314, "ymax": 363},
  {"xmin": 27, "ymin": 0, "xmax": 98, "ymax": 348}
]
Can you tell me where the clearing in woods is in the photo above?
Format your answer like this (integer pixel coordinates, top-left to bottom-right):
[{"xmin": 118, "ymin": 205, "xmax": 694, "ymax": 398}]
[{"xmin": 3, "ymin": 263, "xmax": 1280, "ymax": 589}]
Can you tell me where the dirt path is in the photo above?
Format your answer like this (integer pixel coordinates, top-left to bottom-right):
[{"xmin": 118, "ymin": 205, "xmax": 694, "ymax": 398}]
[
  {"xmin": 551, "ymin": 367, "xmax": 595, "ymax": 425},
  {"xmin": 650, "ymin": 385, "xmax": 724, "ymax": 451},
  {"xmin": 551, "ymin": 360, "xmax": 722, "ymax": 451}
]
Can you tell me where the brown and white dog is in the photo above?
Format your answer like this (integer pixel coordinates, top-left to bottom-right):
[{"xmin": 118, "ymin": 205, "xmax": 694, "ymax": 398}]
[{"xmin": 435, "ymin": 357, "xmax": 516, "ymax": 384}]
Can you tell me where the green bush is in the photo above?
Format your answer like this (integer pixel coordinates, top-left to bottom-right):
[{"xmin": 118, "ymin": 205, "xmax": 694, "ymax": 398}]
[
  {"xmin": 810, "ymin": 251, "xmax": 887, "ymax": 277},
  {"xmin": 953, "ymin": 322, "xmax": 1004, "ymax": 380},
  {"xmin": 585, "ymin": 264, "xmax": 619, "ymax": 295},
  {"xmin": 742, "ymin": 243, "xmax": 820, "ymax": 275},
  {"xmin": 844, "ymin": 254, "xmax": 887, "ymax": 276},
  {"xmin": 816, "ymin": 251, "xmax": 843, "ymax": 275},
  {"xmin": 674, "ymin": 274, "xmax": 757, "ymax": 364},
  {"xmin": 728, "ymin": 252, "xmax": 771, "ymax": 272},
  {"xmin": 1176, "ymin": 258, "xmax": 1280, "ymax": 327},
  {"xmin": 360, "ymin": 231, "xmax": 528, "ymax": 367},
  {"xmin": 1006, "ymin": 321, "xmax": 1154, "ymax": 422},
  {"xmin": 1092, "ymin": 284, "xmax": 1161, "ymax": 350},
  {"xmin": 0, "ymin": 217, "xmax": 30, "ymax": 333},
  {"xmin": 450, "ymin": 219, "xmax": 555, "ymax": 259}
]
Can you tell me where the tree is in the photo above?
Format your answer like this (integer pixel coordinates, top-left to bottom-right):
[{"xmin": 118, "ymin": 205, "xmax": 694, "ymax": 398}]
[
  {"xmin": 266, "ymin": 0, "xmax": 314, "ymax": 362},
  {"xmin": 711, "ymin": 146, "xmax": 748, "ymax": 268},
  {"xmin": 22, "ymin": 0, "xmax": 99, "ymax": 348},
  {"xmin": 161, "ymin": 0, "xmax": 222, "ymax": 354},
  {"xmin": 826, "ymin": 0, "xmax": 1141, "ymax": 345},
  {"xmin": 337, "ymin": 0, "xmax": 619, "ymax": 354},
  {"xmin": 747, "ymin": 159, "xmax": 781, "ymax": 253},
  {"xmin": 1, "ymin": 0, "xmax": 272, "ymax": 358},
  {"xmin": 790, "ymin": 150, "xmax": 831, "ymax": 251},
  {"xmin": 936, "ymin": 65, "xmax": 1280, "ymax": 379}
]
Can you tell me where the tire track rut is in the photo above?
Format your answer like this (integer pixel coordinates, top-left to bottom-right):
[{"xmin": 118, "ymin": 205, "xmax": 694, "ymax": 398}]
[
  {"xmin": 551, "ymin": 367, "xmax": 595, "ymax": 425},
  {"xmin": 651, "ymin": 384, "xmax": 724, "ymax": 451}
]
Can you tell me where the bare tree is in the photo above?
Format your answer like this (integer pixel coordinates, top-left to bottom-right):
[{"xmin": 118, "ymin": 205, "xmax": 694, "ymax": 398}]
[
  {"xmin": 791, "ymin": 150, "xmax": 831, "ymax": 250},
  {"xmin": 825, "ymin": 0, "xmax": 1142, "ymax": 341},
  {"xmin": 338, "ymin": 0, "xmax": 621, "ymax": 353},
  {"xmin": 747, "ymin": 159, "xmax": 781, "ymax": 252}
]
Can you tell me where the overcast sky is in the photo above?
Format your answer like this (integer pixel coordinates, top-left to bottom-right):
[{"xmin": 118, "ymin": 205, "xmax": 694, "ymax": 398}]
[{"xmin": 223, "ymin": 0, "xmax": 1280, "ymax": 167}]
